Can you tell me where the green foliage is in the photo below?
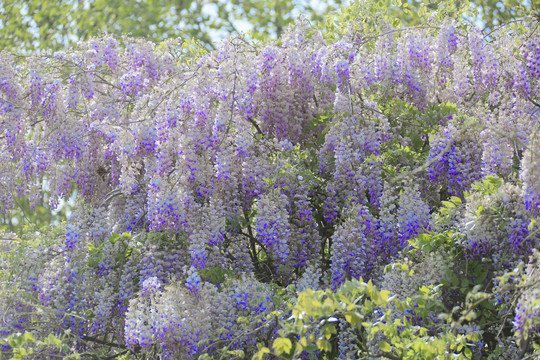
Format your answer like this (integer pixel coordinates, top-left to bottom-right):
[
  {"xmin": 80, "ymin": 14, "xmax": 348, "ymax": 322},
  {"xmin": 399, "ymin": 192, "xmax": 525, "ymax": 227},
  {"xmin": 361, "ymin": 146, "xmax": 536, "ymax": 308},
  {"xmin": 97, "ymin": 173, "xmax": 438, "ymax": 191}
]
[
  {"xmin": 0, "ymin": 0, "xmax": 343, "ymax": 52},
  {"xmin": 226, "ymin": 0, "xmax": 343, "ymax": 43},
  {"xmin": 0, "ymin": 223, "xmax": 65, "ymax": 282},
  {"xmin": 434, "ymin": 196, "xmax": 463, "ymax": 225},
  {"xmin": 470, "ymin": 175, "xmax": 503, "ymax": 196},
  {"xmin": 272, "ymin": 337, "xmax": 293, "ymax": 356},
  {"xmin": 87, "ymin": 232, "xmax": 134, "ymax": 269},
  {"xmin": 320, "ymin": 0, "xmax": 474, "ymax": 43},
  {"xmin": 0, "ymin": 331, "xmax": 78, "ymax": 360},
  {"xmin": 468, "ymin": 0, "xmax": 537, "ymax": 32},
  {"xmin": 0, "ymin": 194, "xmax": 71, "ymax": 235},
  {"xmin": 255, "ymin": 276, "xmax": 488, "ymax": 360},
  {"xmin": 1, "ymin": 0, "xmax": 536, "ymax": 54},
  {"xmin": 199, "ymin": 266, "xmax": 238, "ymax": 285},
  {"xmin": 258, "ymin": 257, "xmax": 539, "ymax": 360},
  {"xmin": 1, "ymin": 0, "xmax": 197, "ymax": 51}
]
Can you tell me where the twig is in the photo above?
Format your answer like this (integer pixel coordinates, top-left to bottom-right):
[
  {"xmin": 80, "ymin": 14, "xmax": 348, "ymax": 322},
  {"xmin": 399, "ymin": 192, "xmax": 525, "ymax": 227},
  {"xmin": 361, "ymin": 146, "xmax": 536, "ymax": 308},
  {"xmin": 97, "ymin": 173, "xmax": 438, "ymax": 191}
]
[
  {"xmin": 247, "ymin": 117, "xmax": 263, "ymax": 135},
  {"xmin": 79, "ymin": 335, "xmax": 129, "ymax": 350}
]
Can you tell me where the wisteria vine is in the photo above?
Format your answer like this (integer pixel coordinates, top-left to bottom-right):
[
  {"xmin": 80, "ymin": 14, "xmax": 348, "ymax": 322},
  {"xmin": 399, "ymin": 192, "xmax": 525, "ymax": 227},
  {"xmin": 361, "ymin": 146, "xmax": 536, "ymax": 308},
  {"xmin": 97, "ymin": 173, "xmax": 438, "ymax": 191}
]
[{"xmin": 0, "ymin": 12, "xmax": 539, "ymax": 360}]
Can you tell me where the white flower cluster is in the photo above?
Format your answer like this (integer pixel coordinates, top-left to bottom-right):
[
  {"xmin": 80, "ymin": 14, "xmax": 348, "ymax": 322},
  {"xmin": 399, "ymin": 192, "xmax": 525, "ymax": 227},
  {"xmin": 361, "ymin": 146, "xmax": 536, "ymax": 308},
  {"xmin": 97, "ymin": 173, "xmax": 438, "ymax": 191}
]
[
  {"xmin": 461, "ymin": 181, "xmax": 531, "ymax": 266},
  {"xmin": 521, "ymin": 132, "xmax": 540, "ymax": 216},
  {"xmin": 381, "ymin": 251, "xmax": 451, "ymax": 302},
  {"xmin": 513, "ymin": 249, "xmax": 540, "ymax": 346},
  {"xmin": 124, "ymin": 275, "xmax": 276, "ymax": 358}
]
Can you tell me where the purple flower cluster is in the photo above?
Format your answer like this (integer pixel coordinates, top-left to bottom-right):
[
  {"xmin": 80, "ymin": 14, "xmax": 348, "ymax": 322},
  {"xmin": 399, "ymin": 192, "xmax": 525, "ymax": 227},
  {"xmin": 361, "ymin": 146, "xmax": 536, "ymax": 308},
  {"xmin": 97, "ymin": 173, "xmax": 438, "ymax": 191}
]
[
  {"xmin": 522, "ymin": 38, "xmax": 540, "ymax": 80},
  {"xmin": 428, "ymin": 124, "xmax": 483, "ymax": 196},
  {"xmin": 397, "ymin": 187, "xmax": 431, "ymax": 248},
  {"xmin": 255, "ymin": 191, "xmax": 291, "ymax": 263},
  {"xmin": 330, "ymin": 205, "xmax": 381, "ymax": 290}
]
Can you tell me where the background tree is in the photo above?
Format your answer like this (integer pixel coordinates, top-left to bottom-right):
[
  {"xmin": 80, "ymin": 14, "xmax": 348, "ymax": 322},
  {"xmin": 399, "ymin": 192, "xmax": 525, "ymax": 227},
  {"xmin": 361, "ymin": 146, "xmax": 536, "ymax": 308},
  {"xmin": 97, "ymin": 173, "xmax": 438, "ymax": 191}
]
[
  {"xmin": 0, "ymin": 0, "xmax": 343, "ymax": 52},
  {"xmin": 1, "ymin": 0, "xmax": 536, "ymax": 54},
  {"xmin": 470, "ymin": 0, "xmax": 537, "ymax": 31}
]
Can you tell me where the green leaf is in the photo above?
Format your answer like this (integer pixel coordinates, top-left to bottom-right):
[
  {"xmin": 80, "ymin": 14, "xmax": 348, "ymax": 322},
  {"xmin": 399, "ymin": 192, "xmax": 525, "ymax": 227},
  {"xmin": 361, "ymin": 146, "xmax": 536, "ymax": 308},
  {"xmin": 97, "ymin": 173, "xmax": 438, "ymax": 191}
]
[
  {"xmin": 253, "ymin": 347, "xmax": 270, "ymax": 360},
  {"xmin": 316, "ymin": 339, "xmax": 332, "ymax": 352},
  {"xmin": 323, "ymin": 324, "xmax": 337, "ymax": 339},
  {"xmin": 379, "ymin": 341, "xmax": 391, "ymax": 352},
  {"xmin": 273, "ymin": 337, "xmax": 292, "ymax": 355},
  {"xmin": 22, "ymin": 332, "xmax": 35, "ymax": 343},
  {"xmin": 380, "ymin": 290, "xmax": 390, "ymax": 302},
  {"xmin": 528, "ymin": 218, "xmax": 537, "ymax": 231},
  {"xmin": 226, "ymin": 349, "xmax": 245, "ymax": 358},
  {"xmin": 442, "ymin": 201, "xmax": 456, "ymax": 209},
  {"xmin": 476, "ymin": 204, "xmax": 485, "ymax": 216}
]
